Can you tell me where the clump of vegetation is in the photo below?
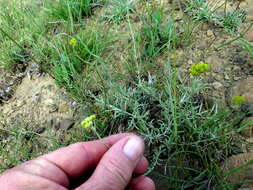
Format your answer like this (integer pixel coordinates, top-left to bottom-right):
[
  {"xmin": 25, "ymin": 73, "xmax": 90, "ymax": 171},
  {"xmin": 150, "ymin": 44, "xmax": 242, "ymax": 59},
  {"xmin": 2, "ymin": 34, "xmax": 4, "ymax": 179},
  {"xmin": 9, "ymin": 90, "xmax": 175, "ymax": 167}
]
[
  {"xmin": 232, "ymin": 96, "xmax": 247, "ymax": 105},
  {"xmin": 185, "ymin": 0, "xmax": 246, "ymax": 32},
  {"xmin": 103, "ymin": 0, "xmax": 134, "ymax": 23},
  {"xmin": 137, "ymin": 9, "xmax": 179, "ymax": 61},
  {"xmin": 51, "ymin": 27, "xmax": 111, "ymax": 100},
  {"xmin": 50, "ymin": 0, "xmax": 100, "ymax": 21},
  {"xmin": 189, "ymin": 62, "xmax": 209, "ymax": 76},
  {"xmin": 93, "ymin": 66, "xmax": 244, "ymax": 189}
]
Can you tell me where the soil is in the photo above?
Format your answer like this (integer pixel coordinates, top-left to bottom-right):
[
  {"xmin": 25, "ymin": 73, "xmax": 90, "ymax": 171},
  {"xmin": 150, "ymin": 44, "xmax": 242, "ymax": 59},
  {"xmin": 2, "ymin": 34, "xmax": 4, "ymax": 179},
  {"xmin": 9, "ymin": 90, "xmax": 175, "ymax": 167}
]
[
  {"xmin": 0, "ymin": 65, "xmax": 76, "ymax": 131},
  {"xmin": 0, "ymin": 0, "xmax": 253, "ymax": 188}
]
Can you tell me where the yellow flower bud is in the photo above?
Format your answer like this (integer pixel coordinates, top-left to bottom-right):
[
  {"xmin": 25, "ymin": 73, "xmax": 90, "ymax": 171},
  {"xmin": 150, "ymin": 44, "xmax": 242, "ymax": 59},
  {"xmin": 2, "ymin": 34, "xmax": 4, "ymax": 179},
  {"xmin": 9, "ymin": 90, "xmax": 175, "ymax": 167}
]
[{"xmin": 69, "ymin": 38, "xmax": 78, "ymax": 46}]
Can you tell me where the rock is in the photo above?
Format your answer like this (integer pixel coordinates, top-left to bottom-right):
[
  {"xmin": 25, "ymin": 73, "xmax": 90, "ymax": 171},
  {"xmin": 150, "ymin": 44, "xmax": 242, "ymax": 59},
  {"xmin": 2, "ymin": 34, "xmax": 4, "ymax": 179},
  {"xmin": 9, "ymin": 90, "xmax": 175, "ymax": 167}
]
[
  {"xmin": 35, "ymin": 127, "xmax": 46, "ymax": 134},
  {"xmin": 16, "ymin": 100, "xmax": 25, "ymax": 107},
  {"xmin": 206, "ymin": 55, "xmax": 224, "ymax": 70},
  {"xmin": 224, "ymin": 73, "xmax": 230, "ymax": 80},
  {"xmin": 31, "ymin": 93, "xmax": 40, "ymax": 103},
  {"xmin": 231, "ymin": 77, "xmax": 253, "ymax": 103},
  {"xmin": 240, "ymin": 103, "xmax": 253, "ymax": 117},
  {"xmin": 245, "ymin": 29, "xmax": 253, "ymax": 42},
  {"xmin": 234, "ymin": 76, "xmax": 241, "ymax": 81},
  {"xmin": 207, "ymin": 29, "xmax": 214, "ymax": 37},
  {"xmin": 233, "ymin": 57, "xmax": 247, "ymax": 64},
  {"xmin": 45, "ymin": 98, "xmax": 54, "ymax": 106},
  {"xmin": 58, "ymin": 104, "xmax": 69, "ymax": 113},
  {"xmin": 212, "ymin": 81, "xmax": 223, "ymax": 90},
  {"xmin": 241, "ymin": 117, "xmax": 253, "ymax": 137},
  {"xmin": 223, "ymin": 152, "xmax": 253, "ymax": 187},
  {"xmin": 0, "ymin": 86, "xmax": 13, "ymax": 103},
  {"xmin": 54, "ymin": 119, "xmax": 74, "ymax": 131},
  {"xmin": 196, "ymin": 40, "xmax": 208, "ymax": 50},
  {"xmin": 233, "ymin": 65, "xmax": 241, "ymax": 72},
  {"xmin": 45, "ymin": 98, "xmax": 58, "ymax": 113}
]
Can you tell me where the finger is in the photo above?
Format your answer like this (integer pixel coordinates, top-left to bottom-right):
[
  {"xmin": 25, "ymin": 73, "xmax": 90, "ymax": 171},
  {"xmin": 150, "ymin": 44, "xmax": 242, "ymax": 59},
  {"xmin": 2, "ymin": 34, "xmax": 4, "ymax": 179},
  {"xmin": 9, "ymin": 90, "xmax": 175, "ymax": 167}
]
[
  {"xmin": 77, "ymin": 135, "xmax": 144, "ymax": 190},
  {"xmin": 130, "ymin": 176, "xmax": 156, "ymax": 190},
  {"xmin": 41, "ymin": 133, "xmax": 133, "ymax": 179},
  {"xmin": 134, "ymin": 157, "xmax": 149, "ymax": 175},
  {"xmin": 0, "ymin": 169, "xmax": 68, "ymax": 190},
  {"xmin": 69, "ymin": 156, "xmax": 149, "ymax": 189}
]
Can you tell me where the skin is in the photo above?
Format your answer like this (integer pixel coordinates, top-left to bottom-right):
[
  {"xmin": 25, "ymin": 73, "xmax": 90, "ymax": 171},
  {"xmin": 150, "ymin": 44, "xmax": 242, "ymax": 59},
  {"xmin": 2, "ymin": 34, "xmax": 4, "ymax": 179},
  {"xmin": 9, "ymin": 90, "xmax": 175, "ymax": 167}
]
[{"xmin": 0, "ymin": 133, "xmax": 155, "ymax": 190}]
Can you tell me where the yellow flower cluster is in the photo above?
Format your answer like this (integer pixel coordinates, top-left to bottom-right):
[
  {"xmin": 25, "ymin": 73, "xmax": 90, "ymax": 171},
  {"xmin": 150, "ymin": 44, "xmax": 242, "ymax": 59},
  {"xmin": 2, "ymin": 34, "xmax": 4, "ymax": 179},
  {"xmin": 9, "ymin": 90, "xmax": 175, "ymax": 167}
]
[
  {"xmin": 81, "ymin": 115, "xmax": 96, "ymax": 130},
  {"xmin": 69, "ymin": 38, "xmax": 78, "ymax": 46},
  {"xmin": 189, "ymin": 62, "xmax": 209, "ymax": 76}
]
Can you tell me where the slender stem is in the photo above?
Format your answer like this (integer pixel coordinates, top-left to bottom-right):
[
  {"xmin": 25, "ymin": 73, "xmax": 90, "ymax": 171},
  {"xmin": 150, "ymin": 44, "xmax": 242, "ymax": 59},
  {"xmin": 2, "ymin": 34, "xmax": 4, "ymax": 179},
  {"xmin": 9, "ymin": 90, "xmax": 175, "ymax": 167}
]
[
  {"xmin": 0, "ymin": 28, "xmax": 54, "ymax": 78},
  {"xmin": 0, "ymin": 28, "xmax": 24, "ymax": 49}
]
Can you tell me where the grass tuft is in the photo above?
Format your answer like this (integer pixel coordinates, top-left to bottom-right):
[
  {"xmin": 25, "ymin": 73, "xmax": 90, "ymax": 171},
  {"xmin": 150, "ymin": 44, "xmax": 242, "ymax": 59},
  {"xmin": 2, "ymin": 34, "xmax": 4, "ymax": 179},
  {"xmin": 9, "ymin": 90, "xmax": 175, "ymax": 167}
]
[
  {"xmin": 50, "ymin": 0, "xmax": 101, "ymax": 22},
  {"xmin": 50, "ymin": 26, "xmax": 111, "ymax": 100},
  {"xmin": 185, "ymin": 0, "xmax": 246, "ymax": 33},
  {"xmin": 137, "ymin": 8, "xmax": 179, "ymax": 62},
  {"xmin": 92, "ymin": 63, "xmax": 245, "ymax": 189},
  {"xmin": 103, "ymin": 0, "xmax": 135, "ymax": 23}
]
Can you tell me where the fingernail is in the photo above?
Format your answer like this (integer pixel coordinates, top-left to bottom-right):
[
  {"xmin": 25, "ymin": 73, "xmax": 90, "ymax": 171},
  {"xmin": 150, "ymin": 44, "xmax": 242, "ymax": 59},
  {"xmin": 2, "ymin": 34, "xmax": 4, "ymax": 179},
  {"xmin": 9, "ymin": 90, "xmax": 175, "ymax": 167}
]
[{"xmin": 123, "ymin": 137, "xmax": 143, "ymax": 161}]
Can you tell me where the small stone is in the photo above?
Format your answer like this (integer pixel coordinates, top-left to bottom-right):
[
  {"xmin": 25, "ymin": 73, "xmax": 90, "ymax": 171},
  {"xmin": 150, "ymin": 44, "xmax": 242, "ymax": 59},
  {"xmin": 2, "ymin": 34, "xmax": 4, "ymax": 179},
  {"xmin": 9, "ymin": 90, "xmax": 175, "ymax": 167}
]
[
  {"xmin": 207, "ymin": 77, "xmax": 215, "ymax": 83},
  {"xmin": 31, "ymin": 93, "xmax": 40, "ymax": 103},
  {"xmin": 206, "ymin": 55, "xmax": 223, "ymax": 70},
  {"xmin": 196, "ymin": 41, "xmax": 208, "ymax": 50},
  {"xmin": 202, "ymin": 23, "xmax": 209, "ymax": 30},
  {"xmin": 245, "ymin": 29, "xmax": 253, "ymax": 42},
  {"xmin": 187, "ymin": 59, "xmax": 193, "ymax": 65},
  {"xmin": 225, "ymin": 67, "xmax": 232, "ymax": 72},
  {"xmin": 240, "ymin": 1, "xmax": 247, "ymax": 7},
  {"xmin": 224, "ymin": 73, "xmax": 230, "ymax": 80},
  {"xmin": 212, "ymin": 82, "xmax": 223, "ymax": 90},
  {"xmin": 231, "ymin": 77, "xmax": 253, "ymax": 103},
  {"xmin": 240, "ymin": 103, "xmax": 253, "ymax": 117},
  {"xmin": 45, "ymin": 98, "xmax": 58, "ymax": 113},
  {"xmin": 45, "ymin": 98, "xmax": 54, "ymax": 106},
  {"xmin": 233, "ymin": 66, "xmax": 241, "ymax": 72},
  {"xmin": 16, "ymin": 100, "xmax": 25, "ymax": 107},
  {"xmin": 58, "ymin": 104, "xmax": 69, "ymax": 113},
  {"xmin": 241, "ymin": 117, "xmax": 253, "ymax": 137},
  {"xmin": 234, "ymin": 76, "xmax": 241, "ymax": 81},
  {"xmin": 54, "ymin": 119, "xmax": 74, "ymax": 131},
  {"xmin": 233, "ymin": 57, "xmax": 247, "ymax": 64},
  {"xmin": 207, "ymin": 29, "xmax": 214, "ymax": 37},
  {"xmin": 64, "ymin": 134, "xmax": 72, "ymax": 142},
  {"xmin": 224, "ymin": 152, "xmax": 253, "ymax": 187},
  {"xmin": 35, "ymin": 127, "xmax": 46, "ymax": 134}
]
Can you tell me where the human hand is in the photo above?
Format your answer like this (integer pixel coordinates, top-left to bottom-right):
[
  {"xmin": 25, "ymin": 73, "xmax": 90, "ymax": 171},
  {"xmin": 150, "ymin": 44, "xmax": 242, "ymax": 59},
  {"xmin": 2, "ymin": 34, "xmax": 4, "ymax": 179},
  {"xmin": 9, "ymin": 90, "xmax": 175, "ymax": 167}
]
[{"xmin": 0, "ymin": 133, "xmax": 155, "ymax": 190}]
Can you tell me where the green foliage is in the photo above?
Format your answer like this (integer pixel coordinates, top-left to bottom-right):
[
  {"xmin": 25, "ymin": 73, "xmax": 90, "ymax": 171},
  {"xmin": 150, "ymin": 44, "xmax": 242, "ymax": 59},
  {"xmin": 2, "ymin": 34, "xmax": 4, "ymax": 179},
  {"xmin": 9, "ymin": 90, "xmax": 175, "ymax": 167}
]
[
  {"xmin": 138, "ymin": 9, "xmax": 179, "ymax": 61},
  {"xmin": 239, "ymin": 39, "xmax": 253, "ymax": 59},
  {"xmin": 189, "ymin": 62, "xmax": 209, "ymax": 76},
  {"xmin": 185, "ymin": 0, "xmax": 246, "ymax": 32},
  {"xmin": 0, "ymin": 0, "xmax": 48, "ymax": 71},
  {"xmin": 94, "ymin": 66, "xmax": 244, "ymax": 189},
  {"xmin": 50, "ymin": 0, "xmax": 99, "ymax": 21},
  {"xmin": 103, "ymin": 0, "xmax": 134, "ymax": 23},
  {"xmin": 51, "ymin": 27, "xmax": 111, "ymax": 100},
  {"xmin": 220, "ymin": 10, "xmax": 246, "ymax": 32}
]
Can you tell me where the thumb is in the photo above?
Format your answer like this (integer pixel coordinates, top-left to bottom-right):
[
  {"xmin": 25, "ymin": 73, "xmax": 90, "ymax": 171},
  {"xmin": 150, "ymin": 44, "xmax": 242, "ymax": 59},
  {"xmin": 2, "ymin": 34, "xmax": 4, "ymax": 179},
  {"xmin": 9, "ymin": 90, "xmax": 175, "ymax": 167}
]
[{"xmin": 76, "ymin": 135, "xmax": 145, "ymax": 190}]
